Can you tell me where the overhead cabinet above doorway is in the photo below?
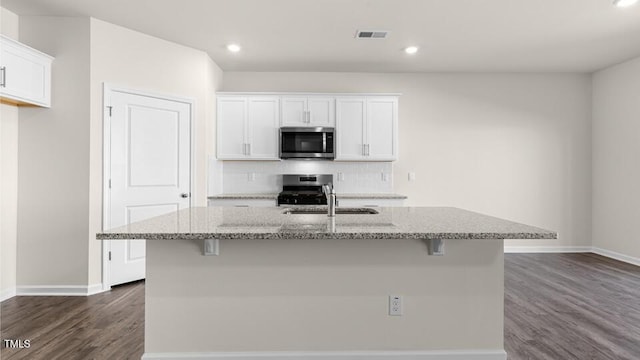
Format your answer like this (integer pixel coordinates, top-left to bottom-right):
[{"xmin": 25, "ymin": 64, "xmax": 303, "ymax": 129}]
[
  {"xmin": 0, "ymin": 35, "xmax": 53, "ymax": 108},
  {"xmin": 216, "ymin": 93, "xmax": 399, "ymax": 161}
]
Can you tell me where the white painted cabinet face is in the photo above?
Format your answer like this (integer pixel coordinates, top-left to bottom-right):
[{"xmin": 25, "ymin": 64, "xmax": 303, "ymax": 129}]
[
  {"xmin": 217, "ymin": 96, "xmax": 280, "ymax": 160},
  {"xmin": 281, "ymin": 96, "xmax": 335, "ymax": 127},
  {"xmin": 336, "ymin": 97, "xmax": 367, "ymax": 160},
  {"xmin": 366, "ymin": 97, "xmax": 397, "ymax": 160},
  {"xmin": 217, "ymin": 97, "xmax": 248, "ymax": 159},
  {"xmin": 0, "ymin": 35, "xmax": 52, "ymax": 107},
  {"xmin": 247, "ymin": 97, "xmax": 279, "ymax": 159},
  {"xmin": 336, "ymin": 96, "xmax": 397, "ymax": 161}
]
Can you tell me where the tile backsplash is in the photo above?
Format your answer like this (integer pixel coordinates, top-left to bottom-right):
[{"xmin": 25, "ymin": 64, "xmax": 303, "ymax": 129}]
[{"xmin": 209, "ymin": 159, "xmax": 393, "ymax": 194}]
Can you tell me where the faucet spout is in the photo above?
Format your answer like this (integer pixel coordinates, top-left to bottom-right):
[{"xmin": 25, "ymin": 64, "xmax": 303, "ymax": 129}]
[{"xmin": 322, "ymin": 184, "xmax": 336, "ymax": 217}]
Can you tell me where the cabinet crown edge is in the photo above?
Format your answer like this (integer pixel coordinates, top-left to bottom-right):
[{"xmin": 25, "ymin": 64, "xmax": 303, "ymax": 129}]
[{"xmin": 0, "ymin": 34, "xmax": 55, "ymax": 60}]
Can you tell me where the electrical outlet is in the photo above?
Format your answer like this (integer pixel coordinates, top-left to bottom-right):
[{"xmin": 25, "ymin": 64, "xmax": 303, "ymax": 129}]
[
  {"xmin": 337, "ymin": 172, "xmax": 345, "ymax": 181},
  {"xmin": 389, "ymin": 295, "xmax": 403, "ymax": 316},
  {"xmin": 248, "ymin": 172, "xmax": 256, "ymax": 182},
  {"xmin": 381, "ymin": 172, "xmax": 389, "ymax": 182},
  {"xmin": 408, "ymin": 172, "xmax": 416, "ymax": 181}
]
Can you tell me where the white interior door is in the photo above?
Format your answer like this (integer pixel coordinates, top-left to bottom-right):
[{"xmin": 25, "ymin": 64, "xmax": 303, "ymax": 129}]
[{"xmin": 108, "ymin": 89, "xmax": 191, "ymax": 286}]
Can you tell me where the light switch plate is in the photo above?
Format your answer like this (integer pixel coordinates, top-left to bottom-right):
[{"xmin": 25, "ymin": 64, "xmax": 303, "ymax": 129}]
[{"xmin": 408, "ymin": 172, "xmax": 416, "ymax": 181}]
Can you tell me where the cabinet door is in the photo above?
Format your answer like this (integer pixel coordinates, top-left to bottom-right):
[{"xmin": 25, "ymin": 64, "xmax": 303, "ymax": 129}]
[
  {"xmin": 0, "ymin": 36, "xmax": 52, "ymax": 107},
  {"xmin": 335, "ymin": 97, "xmax": 366, "ymax": 160},
  {"xmin": 307, "ymin": 97, "xmax": 335, "ymax": 126},
  {"xmin": 366, "ymin": 97, "xmax": 397, "ymax": 160},
  {"xmin": 247, "ymin": 97, "xmax": 279, "ymax": 159},
  {"xmin": 217, "ymin": 97, "xmax": 247, "ymax": 159},
  {"xmin": 281, "ymin": 97, "xmax": 307, "ymax": 126}
]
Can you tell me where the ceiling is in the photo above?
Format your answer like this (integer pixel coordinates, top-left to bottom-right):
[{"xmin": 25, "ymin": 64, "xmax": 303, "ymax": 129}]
[{"xmin": 4, "ymin": 0, "xmax": 640, "ymax": 73}]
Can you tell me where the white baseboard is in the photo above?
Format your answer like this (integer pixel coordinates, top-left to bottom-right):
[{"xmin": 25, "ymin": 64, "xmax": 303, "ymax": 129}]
[
  {"xmin": 16, "ymin": 283, "xmax": 106, "ymax": 296},
  {"xmin": 591, "ymin": 247, "xmax": 640, "ymax": 267},
  {"xmin": 142, "ymin": 350, "xmax": 507, "ymax": 360},
  {"xmin": 1, "ymin": 287, "xmax": 17, "ymax": 302},
  {"xmin": 504, "ymin": 246, "xmax": 592, "ymax": 253}
]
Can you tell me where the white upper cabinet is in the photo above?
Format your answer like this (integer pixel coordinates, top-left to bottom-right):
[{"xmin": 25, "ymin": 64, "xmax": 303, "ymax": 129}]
[
  {"xmin": 281, "ymin": 96, "xmax": 335, "ymax": 127},
  {"xmin": 217, "ymin": 93, "xmax": 398, "ymax": 162},
  {"xmin": 217, "ymin": 96, "xmax": 280, "ymax": 160},
  {"xmin": 366, "ymin": 97, "xmax": 397, "ymax": 160},
  {"xmin": 0, "ymin": 35, "xmax": 53, "ymax": 108},
  {"xmin": 247, "ymin": 97, "xmax": 280, "ymax": 159},
  {"xmin": 335, "ymin": 97, "xmax": 366, "ymax": 160},
  {"xmin": 336, "ymin": 96, "xmax": 398, "ymax": 161}
]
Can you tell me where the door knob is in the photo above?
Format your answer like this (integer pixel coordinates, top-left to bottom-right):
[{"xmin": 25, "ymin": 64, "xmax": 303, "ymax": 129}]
[{"xmin": 180, "ymin": 193, "xmax": 190, "ymax": 198}]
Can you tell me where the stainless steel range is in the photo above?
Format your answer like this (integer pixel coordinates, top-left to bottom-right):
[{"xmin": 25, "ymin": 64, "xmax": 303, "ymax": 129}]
[{"xmin": 277, "ymin": 174, "xmax": 333, "ymax": 206}]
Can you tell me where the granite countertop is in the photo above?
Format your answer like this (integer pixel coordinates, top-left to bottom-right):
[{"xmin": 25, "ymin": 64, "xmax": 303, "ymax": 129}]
[
  {"xmin": 208, "ymin": 193, "xmax": 408, "ymax": 200},
  {"xmin": 97, "ymin": 206, "xmax": 556, "ymax": 241}
]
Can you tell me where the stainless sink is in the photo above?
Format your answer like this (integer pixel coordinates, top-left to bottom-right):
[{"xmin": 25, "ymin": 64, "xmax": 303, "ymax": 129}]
[{"xmin": 281, "ymin": 207, "xmax": 379, "ymax": 215}]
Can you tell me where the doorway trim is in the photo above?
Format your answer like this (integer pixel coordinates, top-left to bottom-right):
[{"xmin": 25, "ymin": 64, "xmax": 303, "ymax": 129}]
[{"xmin": 101, "ymin": 83, "xmax": 196, "ymax": 292}]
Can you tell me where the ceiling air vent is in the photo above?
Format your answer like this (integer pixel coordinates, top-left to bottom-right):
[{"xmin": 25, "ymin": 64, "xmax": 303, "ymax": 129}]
[{"xmin": 355, "ymin": 30, "xmax": 389, "ymax": 39}]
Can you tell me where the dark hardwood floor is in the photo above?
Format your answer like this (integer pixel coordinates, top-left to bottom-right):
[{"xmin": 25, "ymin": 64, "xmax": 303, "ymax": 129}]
[
  {"xmin": 2, "ymin": 254, "xmax": 639, "ymax": 359},
  {"xmin": 505, "ymin": 253, "xmax": 640, "ymax": 360},
  {"xmin": 1, "ymin": 281, "xmax": 144, "ymax": 360}
]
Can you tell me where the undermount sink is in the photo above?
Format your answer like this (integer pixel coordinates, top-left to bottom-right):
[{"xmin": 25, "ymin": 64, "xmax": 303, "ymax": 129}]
[{"xmin": 281, "ymin": 207, "xmax": 379, "ymax": 215}]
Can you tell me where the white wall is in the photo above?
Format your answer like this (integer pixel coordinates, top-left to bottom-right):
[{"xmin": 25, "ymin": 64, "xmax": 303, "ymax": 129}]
[
  {"xmin": 592, "ymin": 55, "xmax": 640, "ymax": 260},
  {"xmin": 17, "ymin": 17, "xmax": 91, "ymax": 287},
  {"xmin": 223, "ymin": 72, "xmax": 592, "ymax": 249},
  {"xmin": 0, "ymin": 7, "xmax": 19, "ymax": 301},
  {"xmin": 9, "ymin": 16, "xmax": 223, "ymax": 291},
  {"xmin": 88, "ymin": 18, "xmax": 223, "ymax": 285}
]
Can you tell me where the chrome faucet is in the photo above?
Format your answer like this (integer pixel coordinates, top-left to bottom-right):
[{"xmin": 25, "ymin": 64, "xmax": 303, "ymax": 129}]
[{"xmin": 322, "ymin": 184, "xmax": 336, "ymax": 217}]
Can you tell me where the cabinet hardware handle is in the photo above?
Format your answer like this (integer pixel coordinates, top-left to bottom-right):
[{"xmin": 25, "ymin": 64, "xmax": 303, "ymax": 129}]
[
  {"xmin": 243, "ymin": 143, "xmax": 247, "ymax": 155},
  {"xmin": 366, "ymin": 144, "xmax": 370, "ymax": 156},
  {"xmin": 180, "ymin": 193, "xmax": 190, "ymax": 198},
  {"xmin": 247, "ymin": 143, "xmax": 251, "ymax": 155},
  {"xmin": 0, "ymin": 67, "xmax": 5, "ymax": 87}
]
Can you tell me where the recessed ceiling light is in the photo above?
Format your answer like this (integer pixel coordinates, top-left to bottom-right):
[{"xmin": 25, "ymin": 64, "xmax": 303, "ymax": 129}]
[
  {"xmin": 404, "ymin": 46, "xmax": 418, "ymax": 55},
  {"xmin": 614, "ymin": 0, "xmax": 638, "ymax": 7},
  {"xmin": 227, "ymin": 44, "xmax": 241, "ymax": 53}
]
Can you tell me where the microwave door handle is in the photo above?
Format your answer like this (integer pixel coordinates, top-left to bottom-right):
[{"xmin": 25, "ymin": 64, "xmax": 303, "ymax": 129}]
[{"xmin": 323, "ymin": 132, "xmax": 327, "ymax": 153}]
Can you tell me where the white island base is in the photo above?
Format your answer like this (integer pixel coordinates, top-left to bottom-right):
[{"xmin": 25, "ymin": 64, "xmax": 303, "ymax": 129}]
[{"xmin": 142, "ymin": 238, "xmax": 506, "ymax": 360}]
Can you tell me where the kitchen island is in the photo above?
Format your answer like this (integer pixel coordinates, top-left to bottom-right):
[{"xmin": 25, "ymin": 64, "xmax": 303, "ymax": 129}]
[{"xmin": 97, "ymin": 206, "xmax": 555, "ymax": 360}]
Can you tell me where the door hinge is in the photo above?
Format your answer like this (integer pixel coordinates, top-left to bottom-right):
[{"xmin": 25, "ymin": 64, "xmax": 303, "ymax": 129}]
[
  {"xmin": 108, "ymin": 179, "xmax": 111, "ymax": 189},
  {"xmin": 107, "ymin": 106, "xmax": 113, "ymax": 117},
  {"xmin": 108, "ymin": 251, "xmax": 112, "ymax": 261}
]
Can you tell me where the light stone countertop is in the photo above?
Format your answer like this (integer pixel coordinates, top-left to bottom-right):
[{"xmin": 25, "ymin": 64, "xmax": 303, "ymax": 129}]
[
  {"xmin": 207, "ymin": 193, "xmax": 408, "ymax": 200},
  {"xmin": 97, "ymin": 206, "xmax": 556, "ymax": 241}
]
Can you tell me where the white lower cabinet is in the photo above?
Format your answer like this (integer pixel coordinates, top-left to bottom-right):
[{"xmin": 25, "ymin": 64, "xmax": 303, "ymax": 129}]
[
  {"xmin": 336, "ymin": 96, "xmax": 398, "ymax": 161},
  {"xmin": 217, "ymin": 96, "xmax": 279, "ymax": 160},
  {"xmin": 208, "ymin": 198, "xmax": 276, "ymax": 207},
  {"xmin": 0, "ymin": 35, "xmax": 53, "ymax": 107}
]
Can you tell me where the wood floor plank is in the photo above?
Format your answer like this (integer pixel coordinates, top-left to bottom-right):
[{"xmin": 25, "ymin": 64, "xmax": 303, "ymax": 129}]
[
  {"xmin": 1, "ymin": 281, "xmax": 144, "ymax": 360},
  {"xmin": 2, "ymin": 254, "xmax": 639, "ymax": 359},
  {"xmin": 504, "ymin": 253, "xmax": 640, "ymax": 360}
]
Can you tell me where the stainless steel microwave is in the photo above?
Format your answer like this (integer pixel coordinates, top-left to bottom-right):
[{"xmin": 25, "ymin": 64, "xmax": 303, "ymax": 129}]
[{"xmin": 280, "ymin": 127, "xmax": 335, "ymax": 160}]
